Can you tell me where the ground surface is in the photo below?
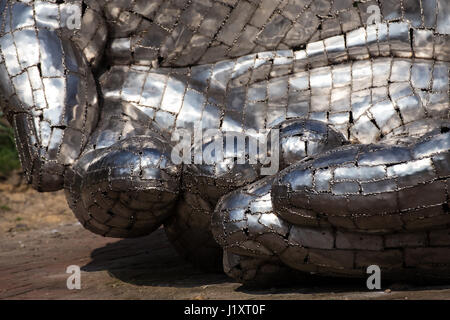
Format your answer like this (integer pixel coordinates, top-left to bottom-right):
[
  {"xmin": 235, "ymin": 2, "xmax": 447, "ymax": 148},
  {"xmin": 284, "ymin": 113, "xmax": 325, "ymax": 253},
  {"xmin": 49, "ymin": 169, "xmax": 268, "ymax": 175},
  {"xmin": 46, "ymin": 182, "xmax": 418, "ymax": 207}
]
[{"xmin": 2, "ymin": 176, "xmax": 450, "ymax": 300}]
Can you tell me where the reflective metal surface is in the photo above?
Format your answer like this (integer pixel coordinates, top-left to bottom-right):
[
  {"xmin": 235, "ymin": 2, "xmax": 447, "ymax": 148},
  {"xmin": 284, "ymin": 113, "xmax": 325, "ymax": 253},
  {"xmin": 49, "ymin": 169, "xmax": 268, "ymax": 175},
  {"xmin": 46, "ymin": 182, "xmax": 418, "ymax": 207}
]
[{"xmin": 0, "ymin": 0, "xmax": 449, "ymax": 283}]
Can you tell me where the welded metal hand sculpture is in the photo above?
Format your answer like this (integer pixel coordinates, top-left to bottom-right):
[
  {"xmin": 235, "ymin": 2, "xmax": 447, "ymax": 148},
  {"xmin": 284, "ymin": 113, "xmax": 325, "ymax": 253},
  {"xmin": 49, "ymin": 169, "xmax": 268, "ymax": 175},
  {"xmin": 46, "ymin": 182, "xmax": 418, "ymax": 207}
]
[{"xmin": 0, "ymin": 0, "xmax": 449, "ymax": 285}]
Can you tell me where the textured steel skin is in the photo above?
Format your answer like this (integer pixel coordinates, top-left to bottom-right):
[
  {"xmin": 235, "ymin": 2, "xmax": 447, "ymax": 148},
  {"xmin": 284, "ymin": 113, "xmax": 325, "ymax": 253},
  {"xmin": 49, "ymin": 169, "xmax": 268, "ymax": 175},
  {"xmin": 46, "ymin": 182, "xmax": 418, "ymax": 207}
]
[{"xmin": 0, "ymin": 0, "xmax": 449, "ymax": 282}]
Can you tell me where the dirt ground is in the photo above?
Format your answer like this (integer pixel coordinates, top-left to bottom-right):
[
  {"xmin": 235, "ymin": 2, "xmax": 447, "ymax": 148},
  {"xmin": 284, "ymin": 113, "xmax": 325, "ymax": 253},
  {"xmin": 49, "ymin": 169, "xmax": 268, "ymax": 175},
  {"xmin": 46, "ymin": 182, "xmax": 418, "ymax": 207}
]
[{"xmin": 2, "ymin": 175, "xmax": 450, "ymax": 300}]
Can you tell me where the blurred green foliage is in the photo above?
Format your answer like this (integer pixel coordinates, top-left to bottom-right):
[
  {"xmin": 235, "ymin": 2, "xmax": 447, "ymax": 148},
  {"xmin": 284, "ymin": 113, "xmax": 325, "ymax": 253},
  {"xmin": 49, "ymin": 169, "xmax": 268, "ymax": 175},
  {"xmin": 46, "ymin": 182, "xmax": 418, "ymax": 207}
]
[{"xmin": 0, "ymin": 110, "xmax": 20, "ymax": 176}]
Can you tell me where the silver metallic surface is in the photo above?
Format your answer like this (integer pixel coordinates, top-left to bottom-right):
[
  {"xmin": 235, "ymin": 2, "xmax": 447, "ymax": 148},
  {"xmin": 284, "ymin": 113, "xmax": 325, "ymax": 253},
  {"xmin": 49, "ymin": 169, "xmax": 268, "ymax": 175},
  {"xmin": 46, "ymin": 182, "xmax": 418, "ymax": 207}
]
[{"xmin": 0, "ymin": 0, "xmax": 449, "ymax": 282}]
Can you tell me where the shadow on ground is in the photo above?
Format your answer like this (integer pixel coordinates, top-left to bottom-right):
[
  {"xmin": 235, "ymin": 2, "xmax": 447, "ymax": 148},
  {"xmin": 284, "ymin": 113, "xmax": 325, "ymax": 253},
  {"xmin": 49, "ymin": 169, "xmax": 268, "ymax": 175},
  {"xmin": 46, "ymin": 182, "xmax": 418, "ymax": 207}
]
[
  {"xmin": 82, "ymin": 228, "xmax": 230, "ymax": 288},
  {"xmin": 81, "ymin": 227, "xmax": 450, "ymax": 296}
]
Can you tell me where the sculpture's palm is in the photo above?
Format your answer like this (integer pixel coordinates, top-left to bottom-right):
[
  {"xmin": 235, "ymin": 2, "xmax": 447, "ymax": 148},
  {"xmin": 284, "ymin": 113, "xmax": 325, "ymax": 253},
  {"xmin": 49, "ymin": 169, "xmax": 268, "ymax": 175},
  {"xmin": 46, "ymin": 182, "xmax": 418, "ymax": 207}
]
[{"xmin": 0, "ymin": 0, "xmax": 449, "ymax": 283}]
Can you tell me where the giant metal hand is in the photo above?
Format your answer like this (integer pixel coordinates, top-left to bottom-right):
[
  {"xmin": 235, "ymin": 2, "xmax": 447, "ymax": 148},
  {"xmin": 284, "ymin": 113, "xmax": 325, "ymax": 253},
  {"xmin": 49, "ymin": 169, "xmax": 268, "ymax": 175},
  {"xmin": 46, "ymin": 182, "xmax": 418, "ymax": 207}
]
[{"xmin": 0, "ymin": 0, "xmax": 449, "ymax": 285}]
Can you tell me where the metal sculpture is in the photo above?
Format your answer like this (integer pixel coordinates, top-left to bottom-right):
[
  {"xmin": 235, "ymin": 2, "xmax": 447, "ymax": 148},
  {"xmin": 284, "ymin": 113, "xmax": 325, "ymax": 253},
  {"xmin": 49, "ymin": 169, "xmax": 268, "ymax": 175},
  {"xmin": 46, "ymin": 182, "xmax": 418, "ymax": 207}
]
[{"xmin": 0, "ymin": 0, "xmax": 449, "ymax": 285}]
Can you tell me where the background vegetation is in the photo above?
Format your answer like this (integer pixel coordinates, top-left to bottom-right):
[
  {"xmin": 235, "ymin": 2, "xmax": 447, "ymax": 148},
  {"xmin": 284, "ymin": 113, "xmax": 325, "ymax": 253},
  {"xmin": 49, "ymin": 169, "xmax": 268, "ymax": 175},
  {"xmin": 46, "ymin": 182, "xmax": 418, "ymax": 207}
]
[{"xmin": 0, "ymin": 110, "xmax": 20, "ymax": 177}]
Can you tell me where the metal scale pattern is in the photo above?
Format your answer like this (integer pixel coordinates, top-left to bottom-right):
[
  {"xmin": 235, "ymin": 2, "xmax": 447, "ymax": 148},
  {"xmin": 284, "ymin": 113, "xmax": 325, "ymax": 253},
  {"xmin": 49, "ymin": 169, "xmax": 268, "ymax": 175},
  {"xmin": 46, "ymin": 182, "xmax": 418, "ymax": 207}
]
[{"xmin": 0, "ymin": 0, "xmax": 449, "ymax": 283}]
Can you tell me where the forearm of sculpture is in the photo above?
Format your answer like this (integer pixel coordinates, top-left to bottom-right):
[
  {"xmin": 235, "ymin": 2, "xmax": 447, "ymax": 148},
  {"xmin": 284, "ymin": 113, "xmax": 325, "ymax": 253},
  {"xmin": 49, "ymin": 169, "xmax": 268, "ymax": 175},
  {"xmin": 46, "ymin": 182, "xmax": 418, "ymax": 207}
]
[
  {"xmin": 272, "ymin": 128, "xmax": 450, "ymax": 233},
  {"xmin": 0, "ymin": 0, "xmax": 102, "ymax": 191}
]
